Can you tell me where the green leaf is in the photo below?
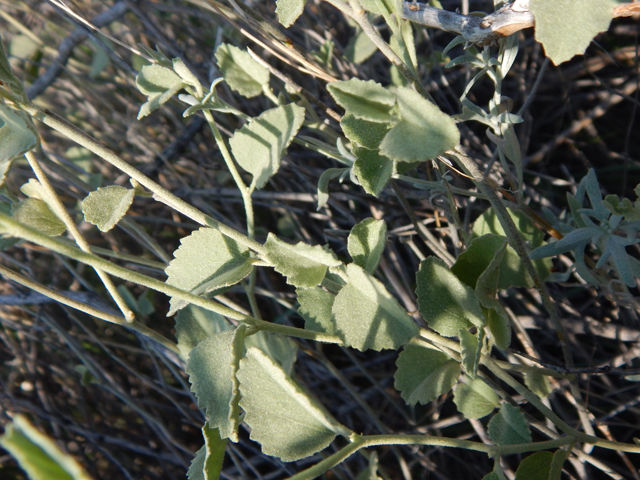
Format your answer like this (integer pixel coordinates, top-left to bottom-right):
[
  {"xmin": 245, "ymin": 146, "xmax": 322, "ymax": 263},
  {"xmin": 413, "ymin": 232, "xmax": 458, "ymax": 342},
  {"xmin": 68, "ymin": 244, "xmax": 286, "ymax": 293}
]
[
  {"xmin": 530, "ymin": 0, "xmax": 615, "ymax": 65},
  {"xmin": 486, "ymin": 307, "xmax": 511, "ymax": 351},
  {"xmin": 472, "ymin": 208, "xmax": 550, "ymax": 287},
  {"xmin": 276, "ymin": 0, "xmax": 308, "ymax": 27},
  {"xmin": 459, "ymin": 328, "xmax": 483, "ymax": 378},
  {"xmin": 345, "ymin": 30, "xmax": 378, "ymax": 65},
  {"xmin": 394, "ymin": 344, "xmax": 460, "ymax": 405},
  {"xmin": 237, "ymin": 347, "xmax": 345, "ymax": 461},
  {"xmin": 488, "ymin": 403, "xmax": 532, "ymax": 446},
  {"xmin": 332, "ymin": 263, "xmax": 418, "ymax": 351},
  {"xmin": 12, "ymin": 198, "xmax": 65, "ymax": 236},
  {"xmin": 187, "ymin": 325, "xmax": 247, "ymax": 441},
  {"xmin": 229, "ymin": 103, "xmax": 305, "ymax": 190},
  {"xmin": 245, "ymin": 330, "xmax": 298, "ymax": 376},
  {"xmin": 416, "ymin": 257, "xmax": 485, "ymax": 337},
  {"xmin": 0, "ymin": 104, "xmax": 37, "ymax": 162},
  {"xmin": 215, "ymin": 44, "xmax": 270, "ymax": 98},
  {"xmin": 0, "ymin": 415, "xmax": 93, "ymax": 480},
  {"xmin": 453, "ymin": 376, "xmax": 500, "ymax": 419},
  {"xmin": 474, "ymin": 241, "xmax": 512, "ymax": 350},
  {"xmin": 452, "ymin": 234, "xmax": 507, "ymax": 289},
  {"xmin": 297, "ymin": 287, "xmax": 336, "ymax": 335},
  {"xmin": 514, "ymin": 452, "xmax": 553, "ymax": 480},
  {"xmin": 165, "ymin": 228, "xmax": 253, "ymax": 315},
  {"xmin": 327, "ymin": 79, "xmax": 396, "ymax": 123},
  {"xmin": 352, "ymin": 146, "xmax": 394, "ymax": 197},
  {"xmin": 265, "ymin": 233, "xmax": 341, "ymax": 288},
  {"xmin": 81, "ymin": 186, "xmax": 134, "ymax": 232},
  {"xmin": 175, "ymin": 305, "xmax": 232, "ymax": 361},
  {"xmin": 9, "ymin": 34, "xmax": 39, "ymax": 59},
  {"xmin": 348, "ymin": 218, "xmax": 387, "ymax": 274},
  {"xmin": 358, "ymin": 0, "xmax": 387, "ymax": 15},
  {"xmin": 341, "ymin": 114, "xmax": 391, "ymax": 150},
  {"xmin": 135, "ymin": 64, "xmax": 185, "ymax": 119},
  {"xmin": 187, "ymin": 424, "xmax": 228, "ymax": 480},
  {"xmin": 379, "ymin": 87, "xmax": 459, "ymax": 162},
  {"xmin": 317, "ymin": 167, "xmax": 348, "ymax": 210},
  {"xmin": 549, "ymin": 450, "xmax": 570, "ymax": 480},
  {"xmin": 524, "ymin": 371, "xmax": 553, "ymax": 398}
]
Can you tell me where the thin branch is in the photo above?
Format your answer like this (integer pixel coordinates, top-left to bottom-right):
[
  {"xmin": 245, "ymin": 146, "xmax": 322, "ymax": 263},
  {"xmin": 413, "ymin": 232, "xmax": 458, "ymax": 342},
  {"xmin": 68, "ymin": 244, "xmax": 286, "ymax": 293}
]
[{"xmin": 401, "ymin": 1, "xmax": 640, "ymax": 46}]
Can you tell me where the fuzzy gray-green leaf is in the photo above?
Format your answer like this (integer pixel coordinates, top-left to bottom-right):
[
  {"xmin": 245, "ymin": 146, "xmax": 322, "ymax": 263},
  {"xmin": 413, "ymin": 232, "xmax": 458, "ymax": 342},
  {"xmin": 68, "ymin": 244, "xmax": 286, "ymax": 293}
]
[
  {"xmin": 135, "ymin": 64, "xmax": 185, "ymax": 119},
  {"xmin": 82, "ymin": 186, "xmax": 135, "ymax": 232},
  {"xmin": 416, "ymin": 257, "xmax": 485, "ymax": 337},
  {"xmin": 530, "ymin": 0, "xmax": 615, "ymax": 65},
  {"xmin": 165, "ymin": 228, "xmax": 252, "ymax": 315},
  {"xmin": 395, "ymin": 344, "xmax": 460, "ymax": 405},
  {"xmin": 175, "ymin": 305, "xmax": 231, "ymax": 361},
  {"xmin": 265, "ymin": 233, "xmax": 341, "ymax": 288},
  {"xmin": 12, "ymin": 198, "xmax": 65, "ymax": 236},
  {"xmin": 237, "ymin": 347, "xmax": 344, "ymax": 461},
  {"xmin": 379, "ymin": 87, "xmax": 459, "ymax": 162},
  {"xmin": 348, "ymin": 218, "xmax": 387, "ymax": 274},
  {"xmin": 488, "ymin": 403, "xmax": 532, "ymax": 446},
  {"xmin": 352, "ymin": 146, "xmax": 394, "ymax": 197},
  {"xmin": 215, "ymin": 44, "xmax": 270, "ymax": 98},
  {"xmin": 327, "ymin": 79, "xmax": 396, "ymax": 123},
  {"xmin": 453, "ymin": 377, "xmax": 499, "ymax": 419},
  {"xmin": 187, "ymin": 326, "xmax": 246, "ymax": 441},
  {"xmin": 333, "ymin": 263, "xmax": 418, "ymax": 351},
  {"xmin": 297, "ymin": 287, "xmax": 336, "ymax": 335},
  {"xmin": 0, "ymin": 105, "xmax": 37, "ymax": 163},
  {"xmin": 229, "ymin": 103, "xmax": 305, "ymax": 190},
  {"xmin": 276, "ymin": 0, "xmax": 307, "ymax": 27}
]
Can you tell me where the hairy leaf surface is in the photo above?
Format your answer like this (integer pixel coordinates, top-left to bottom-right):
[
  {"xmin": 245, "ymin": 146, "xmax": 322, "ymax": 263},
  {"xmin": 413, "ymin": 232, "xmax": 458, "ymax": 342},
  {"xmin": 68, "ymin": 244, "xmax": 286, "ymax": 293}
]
[
  {"xmin": 379, "ymin": 87, "xmax": 459, "ymax": 162},
  {"xmin": 530, "ymin": 0, "xmax": 615, "ymax": 65},
  {"xmin": 165, "ymin": 228, "xmax": 252, "ymax": 315},
  {"xmin": 229, "ymin": 103, "xmax": 305, "ymax": 190},
  {"xmin": 215, "ymin": 44, "xmax": 269, "ymax": 98},
  {"xmin": 333, "ymin": 263, "xmax": 418, "ymax": 351},
  {"xmin": 488, "ymin": 403, "xmax": 532, "ymax": 446},
  {"xmin": 12, "ymin": 198, "xmax": 65, "ymax": 236},
  {"xmin": 416, "ymin": 257, "xmax": 485, "ymax": 337},
  {"xmin": 265, "ymin": 233, "xmax": 341, "ymax": 288},
  {"xmin": 297, "ymin": 287, "xmax": 336, "ymax": 335},
  {"xmin": 395, "ymin": 344, "xmax": 460, "ymax": 405},
  {"xmin": 348, "ymin": 218, "xmax": 387, "ymax": 274},
  {"xmin": 327, "ymin": 79, "xmax": 396, "ymax": 123},
  {"xmin": 188, "ymin": 326, "xmax": 246, "ymax": 441},
  {"xmin": 237, "ymin": 347, "xmax": 344, "ymax": 461},
  {"xmin": 453, "ymin": 377, "xmax": 499, "ymax": 419},
  {"xmin": 82, "ymin": 186, "xmax": 134, "ymax": 232},
  {"xmin": 0, "ymin": 105, "xmax": 37, "ymax": 162}
]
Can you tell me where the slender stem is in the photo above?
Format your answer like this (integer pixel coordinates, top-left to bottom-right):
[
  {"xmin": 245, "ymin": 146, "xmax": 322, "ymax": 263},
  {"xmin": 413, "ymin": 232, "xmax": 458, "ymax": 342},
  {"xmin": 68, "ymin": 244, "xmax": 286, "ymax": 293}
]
[
  {"xmin": 0, "ymin": 212, "xmax": 343, "ymax": 345},
  {"xmin": 18, "ymin": 102, "xmax": 266, "ymax": 256},
  {"xmin": 289, "ymin": 433, "xmax": 574, "ymax": 480},
  {"xmin": 0, "ymin": 264, "xmax": 179, "ymax": 354},
  {"xmin": 25, "ymin": 151, "xmax": 135, "ymax": 322},
  {"xmin": 449, "ymin": 147, "xmax": 596, "ymax": 440}
]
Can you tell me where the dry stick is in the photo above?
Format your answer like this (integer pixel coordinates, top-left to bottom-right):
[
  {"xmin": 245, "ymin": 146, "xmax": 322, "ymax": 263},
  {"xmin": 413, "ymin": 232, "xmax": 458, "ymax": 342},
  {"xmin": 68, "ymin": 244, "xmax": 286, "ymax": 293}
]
[
  {"xmin": 401, "ymin": 1, "xmax": 640, "ymax": 47},
  {"xmin": 527, "ymin": 79, "xmax": 640, "ymax": 164},
  {"xmin": 25, "ymin": 151, "xmax": 135, "ymax": 322},
  {"xmin": 451, "ymin": 147, "xmax": 597, "ymax": 445},
  {"xmin": 27, "ymin": 0, "xmax": 130, "ymax": 99}
]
